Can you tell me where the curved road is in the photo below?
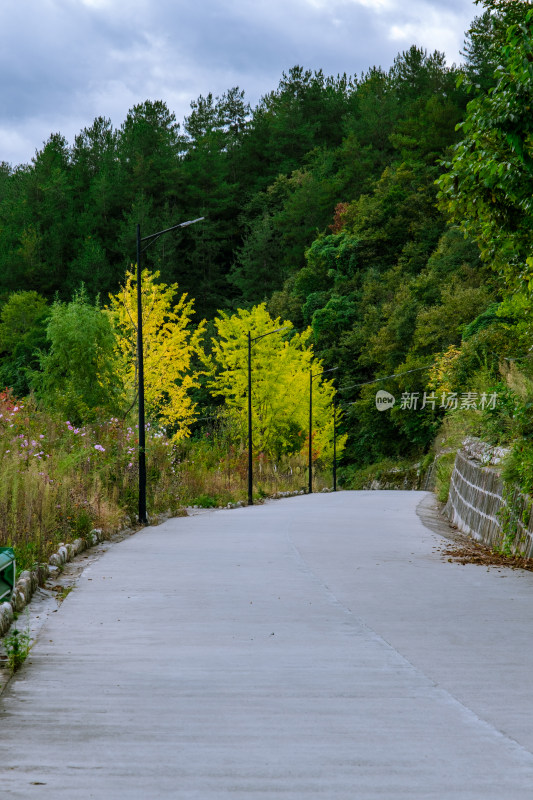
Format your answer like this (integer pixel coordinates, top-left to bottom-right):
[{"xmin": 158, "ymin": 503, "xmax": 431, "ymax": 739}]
[{"xmin": 2, "ymin": 491, "xmax": 533, "ymax": 798}]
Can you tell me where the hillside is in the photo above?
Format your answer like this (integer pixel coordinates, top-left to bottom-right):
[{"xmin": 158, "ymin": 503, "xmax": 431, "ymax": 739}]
[{"xmin": 1, "ymin": 0, "xmax": 533, "ymax": 498}]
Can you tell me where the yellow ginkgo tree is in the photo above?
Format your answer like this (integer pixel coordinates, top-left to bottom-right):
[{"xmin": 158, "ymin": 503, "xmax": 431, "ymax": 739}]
[
  {"xmin": 107, "ymin": 268, "xmax": 205, "ymax": 442},
  {"xmin": 206, "ymin": 303, "xmax": 345, "ymax": 463}
]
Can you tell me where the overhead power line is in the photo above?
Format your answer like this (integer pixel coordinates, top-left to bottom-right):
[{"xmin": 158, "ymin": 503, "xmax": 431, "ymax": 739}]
[{"xmin": 338, "ymin": 364, "xmax": 433, "ymax": 394}]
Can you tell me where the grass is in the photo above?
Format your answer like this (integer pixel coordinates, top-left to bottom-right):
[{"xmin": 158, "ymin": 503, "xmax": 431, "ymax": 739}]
[
  {"xmin": 434, "ymin": 452, "xmax": 457, "ymax": 503},
  {"xmin": 3, "ymin": 613, "xmax": 31, "ymax": 672},
  {"xmin": 176, "ymin": 434, "xmax": 329, "ymax": 506},
  {"xmin": 0, "ymin": 392, "xmax": 332, "ymax": 572},
  {"xmin": 0, "ymin": 392, "xmax": 179, "ymax": 571}
]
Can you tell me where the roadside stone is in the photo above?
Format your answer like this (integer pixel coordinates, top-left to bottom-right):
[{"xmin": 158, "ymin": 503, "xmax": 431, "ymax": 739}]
[
  {"xmin": 14, "ymin": 574, "xmax": 32, "ymax": 600},
  {"xmin": 66, "ymin": 541, "xmax": 82, "ymax": 559},
  {"xmin": 18, "ymin": 570, "xmax": 38, "ymax": 593},
  {"xmin": 49, "ymin": 551, "xmax": 64, "ymax": 567},
  {"xmin": 0, "ymin": 602, "xmax": 14, "ymax": 636},
  {"xmin": 11, "ymin": 589, "xmax": 26, "ymax": 613}
]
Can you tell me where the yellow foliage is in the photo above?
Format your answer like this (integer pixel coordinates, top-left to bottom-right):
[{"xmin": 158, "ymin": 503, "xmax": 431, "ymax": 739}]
[
  {"xmin": 427, "ymin": 344, "xmax": 461, "ymax": 395},
  {"xmin": 206, "ymin": 304, "xmax": 346, "ymax": 462},
  {"xmin": 107, "ymin": 268, "xmax": 205, "ymax": 442}
]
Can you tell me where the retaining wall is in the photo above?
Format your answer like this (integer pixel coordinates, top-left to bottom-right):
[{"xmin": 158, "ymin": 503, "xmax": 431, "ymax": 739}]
[{"xmin": 444, "ymin": 449, "xmax": 533, "ymax": 557}]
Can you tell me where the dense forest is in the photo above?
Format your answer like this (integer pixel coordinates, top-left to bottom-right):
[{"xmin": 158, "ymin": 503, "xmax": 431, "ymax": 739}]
[{"xmin": 2, "ymin": 0, "xmax": 533, "ymax": 504}]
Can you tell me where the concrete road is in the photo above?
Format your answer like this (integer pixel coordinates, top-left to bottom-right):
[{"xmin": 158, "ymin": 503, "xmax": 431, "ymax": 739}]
[{"xmin": 2, "ymin": 491, "xmax": 533, "ymax": 798}]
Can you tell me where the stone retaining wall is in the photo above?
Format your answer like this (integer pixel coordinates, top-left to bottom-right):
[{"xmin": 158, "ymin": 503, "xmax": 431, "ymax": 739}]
[{"xmin": 445, "ymin": 449, "xmax": 533, "ymax": 558}]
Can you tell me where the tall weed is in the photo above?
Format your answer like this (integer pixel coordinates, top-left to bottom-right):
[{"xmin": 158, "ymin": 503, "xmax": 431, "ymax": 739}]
[{"xmin": 0, "ymin": 390, "xmax": 331, "ymax": 572}]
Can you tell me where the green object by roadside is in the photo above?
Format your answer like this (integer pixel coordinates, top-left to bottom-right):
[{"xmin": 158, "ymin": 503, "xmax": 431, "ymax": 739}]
[{"xmin": 0, "ymin": 547, "xmax": 15, "ymax": 602}]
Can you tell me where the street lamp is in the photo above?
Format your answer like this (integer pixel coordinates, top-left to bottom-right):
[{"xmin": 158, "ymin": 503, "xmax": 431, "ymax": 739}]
[
  {"xmin": 247, "ymin": 326, "xmax": 289, "ymax": 506},
  {"xmin": 136, "ymin": 216, "xmax": 204, "ymax": 524},
  {"xmin": 308, "ymin": 367, "xmax": 338, "ymax": 494},
  {"xmin": 333, "ymin": 395, "xmax": 338, "ymax": 492}
]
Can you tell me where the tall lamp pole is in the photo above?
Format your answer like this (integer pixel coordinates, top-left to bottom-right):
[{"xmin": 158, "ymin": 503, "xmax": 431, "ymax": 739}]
[
  {"xmin": 333, "ymin": 394, "xmax": 338, "ymax": 492},
  {"xmin": 247, "ymin": 331, "xmax": 253, "ymax": 507},
  {"xmin": 247, "ymin": 326, "xmax": 289, "ymax": 506},
  {"xmin": 136, "ymin": 216, "xmax": 204, "ymax": 524},
  {"xmin": 308, "ymin": 367, "xmax": 338, "ymax": 494}
]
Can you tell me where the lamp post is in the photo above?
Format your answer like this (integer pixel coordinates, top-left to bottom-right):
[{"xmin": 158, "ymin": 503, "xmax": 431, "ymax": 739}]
[
  {"xmin": 308, "ymin": 367, "xmax": 338, "ymax": 494},
  {"xmin": 247, "ymin": 326, "xmax": 289, "ymax": 506},
  {"xmin": 136, "ymin": 216, "xmax": 204, "ymax": 524},
  {"xmin": 332, "ymin": 394, "xmax": 338, "ymax": 492}
]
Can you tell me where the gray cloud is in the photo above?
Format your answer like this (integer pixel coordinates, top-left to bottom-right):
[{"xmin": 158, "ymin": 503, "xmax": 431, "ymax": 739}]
[{"xmin": 0, "ymin": 0, "xmax": 478, "ymax": 166}]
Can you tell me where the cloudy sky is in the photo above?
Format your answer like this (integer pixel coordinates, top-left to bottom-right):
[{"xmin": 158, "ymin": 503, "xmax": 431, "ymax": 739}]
[{"xmin": 0, "ymin": 0, "xmax": 479, "ymax": 167}]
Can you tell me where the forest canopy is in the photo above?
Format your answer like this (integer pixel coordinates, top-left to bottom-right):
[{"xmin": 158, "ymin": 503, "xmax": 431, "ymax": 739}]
[{"xmin": 2, "ymin": 0, "xmax": 533, "ymax": 487}]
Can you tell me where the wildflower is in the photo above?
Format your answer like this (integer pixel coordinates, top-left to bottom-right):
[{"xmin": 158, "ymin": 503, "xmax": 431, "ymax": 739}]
[
  {"xmin": 39, "ymin": 434, "xmax": 45, "ymax": 439},
  {"xmin": 94, "ymin": 444, "xmax": 105, "ymax": 452}
]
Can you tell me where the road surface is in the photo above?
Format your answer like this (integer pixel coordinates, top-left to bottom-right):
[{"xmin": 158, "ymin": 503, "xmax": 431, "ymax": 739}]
[{"xmin": 2, "ymin": 490, "xmax": 533, "ymax": 798}]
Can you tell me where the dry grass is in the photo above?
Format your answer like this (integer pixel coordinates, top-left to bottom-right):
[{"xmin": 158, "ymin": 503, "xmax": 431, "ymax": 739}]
[
  {"xmin": 176, "ymin": 438, "xmax": 331, "ymax": 506},
  {"xmin": 0, "ymin": 392, "xmax": 331, "ymax": 570}
]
